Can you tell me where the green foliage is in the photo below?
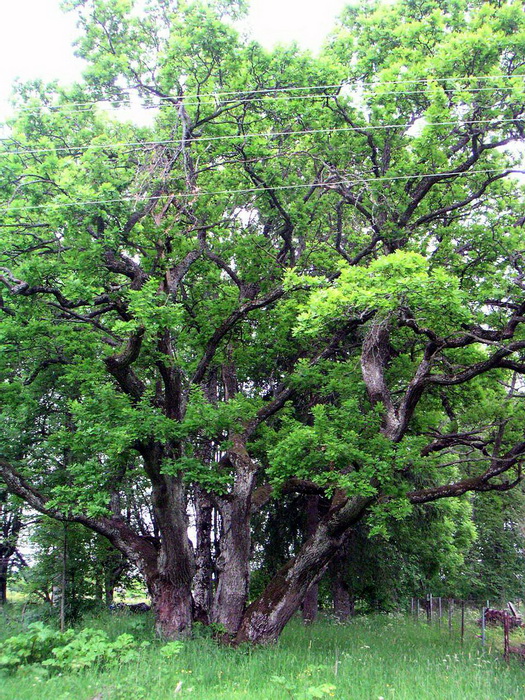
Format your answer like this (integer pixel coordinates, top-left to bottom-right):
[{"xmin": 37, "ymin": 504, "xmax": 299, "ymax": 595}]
[
  {"xmin": 461, "ymin": 489, "xmax": 525, "ymax": 602},
  {"xmin": 159, "ymin": 640, "xmax": 184, "ymax": 658},
  {"xmin": 0, "ymin": 622, "xmax": 149, "ymax": 675},
  {"xmin": 270, "ymin": 674, "xmax": 336, "ymax": 699},
  {"xmin": 340, "ymin": 499, "xmax": 477, "ymax": 609},
  {"xmin": 267, "ymin": 400, "xmax": 399, "ymax": 497},
  {"xmin": 0, "ymin": 623, "xmax": 75, "ymax": 672},
  {"xmin": 17, "ymin": 518, "xmax": 136, "ymax": 620},
  {"xmin": 1, "ymin": 0, "xmax": 525, "ymax": 636},
  {"xmin": 43, "ymin": 628, "xmax": 147, "ymax": 673},
  {"xmin": 293, "ymin": 251, "xmax": 470, "ymax": 337},
  {"xmin": 1, "ymin": 614, "xmax": 524, "ymax": 699}
]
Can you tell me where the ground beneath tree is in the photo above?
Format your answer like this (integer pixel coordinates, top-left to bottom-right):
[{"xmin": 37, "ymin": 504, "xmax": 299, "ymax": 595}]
[{"xmin": 0, "ymin": 610, "xmax": 523, "ymax": 699}]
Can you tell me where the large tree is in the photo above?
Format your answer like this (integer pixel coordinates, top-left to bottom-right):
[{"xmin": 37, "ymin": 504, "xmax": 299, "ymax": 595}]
[{"xmin": 1, "ymin": 0, "xmax": 525, "ymax": 642}]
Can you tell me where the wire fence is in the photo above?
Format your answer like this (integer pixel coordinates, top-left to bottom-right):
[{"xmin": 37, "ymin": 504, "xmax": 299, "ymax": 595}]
[{"xmin": 409, "ymin": 596, "xmax": 525, "ymax": 662}]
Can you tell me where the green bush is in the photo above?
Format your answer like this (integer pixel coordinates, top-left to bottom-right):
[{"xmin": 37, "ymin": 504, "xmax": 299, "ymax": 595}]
[
  {"xmin": 0, "ymin": 623, "xmax": 151, "ymax": 674},
  {"xmin": 158, "ymin": 640, "xmax": 184, "ymax": 659},
  {"xmin": 0, "ymin": 622, "xmax": 75, "ymax": 672},
  {"xmin": 43, "ymin": 628, "xmax": 147, "ymax": 672}
]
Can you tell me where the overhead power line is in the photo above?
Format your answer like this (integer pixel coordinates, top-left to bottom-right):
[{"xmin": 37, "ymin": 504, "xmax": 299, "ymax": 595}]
[
  {"xmin": 3, "ymin": 73, "xmax": 524, "ymax": 115},
  {"xmin": 2, "ymin": 167, "xmax": 523, "ymax": 214},
  {"xmin": 0, "ymin": 117, "xmax": 522, "ymax": 158},
  {"xmin": 7, "ymin": 81, "xmax": 524, "ymax": 116}
]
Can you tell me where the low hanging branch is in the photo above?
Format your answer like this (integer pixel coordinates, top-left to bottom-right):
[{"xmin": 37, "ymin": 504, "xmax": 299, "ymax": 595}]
[{"xmin": 0, "ymin": 459, "xmax": 159, "ymax": 566}]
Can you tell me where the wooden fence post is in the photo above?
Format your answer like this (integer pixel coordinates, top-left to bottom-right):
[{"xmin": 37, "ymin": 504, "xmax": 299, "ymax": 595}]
[
  {"xmin": 461, "ymin": 600, "xmax": 465, "ymax": 645},
  {"xmin": 503, "ymin": 611, "xmax": 510, "ymax": 663},
  {"xmin": 448, "ymin": 599, "xmax": 453, "ymax": 634}
]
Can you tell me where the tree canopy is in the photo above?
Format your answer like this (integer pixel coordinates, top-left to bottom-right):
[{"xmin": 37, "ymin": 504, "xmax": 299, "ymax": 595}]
[{"xmin": 1, "ymin": 0, "xmax": 525, "ymax": 642}]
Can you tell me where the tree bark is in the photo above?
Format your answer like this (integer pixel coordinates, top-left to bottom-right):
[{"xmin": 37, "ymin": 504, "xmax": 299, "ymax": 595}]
[
  {"xmin": 193, "ymin": 486, "xmax": 214, "ymax": 623},
  {"xmin": 235, "ymin": 493, "xmax": 373, "ymax": 644},
  {"xmin": 0, "ymin": 458, "xmax": 195, "ymax": 637},
  {"xmin": 302, "ymin": 495, "xmax": 320, "ymax": 624},
  {"xmin": 149, "ymin": 576, "xmax": 194, "ymax": 638},
  {"xmin": 209, "ymin": 348, "xmax": 253, "ymax": 636},
  {"xmin": 329, "ymin": 540, "xmax": 353, "ymax": 622},
  {"xmin": 331, "ymin": 579, "xmax": 354, "ymax": 621},
  {"xmin": 212, "ymin": 437, "xmax": 255, "ymax": 635},
  {"xmin": 148, "ymin": 473, "xmax": 195, "ymax": 638},
  {"xmin": 0, "ymin": 490, "xmax": 22, "ymax": 606},
  {"xmin": 0, "ymin": 558, "xmax": 7, "ymax": 605}
]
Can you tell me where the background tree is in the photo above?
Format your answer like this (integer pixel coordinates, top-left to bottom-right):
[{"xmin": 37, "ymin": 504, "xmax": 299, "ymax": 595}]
[
  {"xmin": 19, "ymin": 518, "xmax": 136, "ymax": 617},
  {"xmin": 0, "ymin": 489, "xmax": 25, "ymax": 604},
  {"xmin": 461, "ymin": 489, "xmax": 525, "ymax": 603}
]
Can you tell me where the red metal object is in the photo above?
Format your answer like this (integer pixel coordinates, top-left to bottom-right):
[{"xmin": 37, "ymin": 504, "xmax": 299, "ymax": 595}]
[{"xmin": 481, "ymin": 608, "xmax": 522, "ymax": 628}]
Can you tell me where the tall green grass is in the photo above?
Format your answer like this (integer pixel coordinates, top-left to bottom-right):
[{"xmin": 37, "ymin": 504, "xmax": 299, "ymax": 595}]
[{"xmin": 1, "ymin": 607, "xmax": 523, "ymax": 699}]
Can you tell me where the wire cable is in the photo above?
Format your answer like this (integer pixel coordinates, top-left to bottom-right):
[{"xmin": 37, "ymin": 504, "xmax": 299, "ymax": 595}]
[
  {"xmin": 6, "ymin": 84, "xmax": 521, "ymax": 117},
  {"xmin": 4, "ymin": 73, "xmax": 524, "ymax": 114},
  {"xmin": 0, "ymin": 117, "xmax": 521, "ymax": 158},
  {"xmin": 2, "ymin": 167, "xmax": 523, "ymax": 213}
]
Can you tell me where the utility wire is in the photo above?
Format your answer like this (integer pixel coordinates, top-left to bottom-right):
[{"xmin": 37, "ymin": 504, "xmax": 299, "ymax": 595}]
[
  {"xmin": 4, "ymin": 73, "xmax": 524, "ymax": 114},
  {"xmin": 0, "ymin": 117, "xmax": 522, "ymax": 158},
  {"xmin": 6, "ymin": 82, "xmax": 523, "ymax": 117},
  {"xmin": 2, "ymin": 167, "xmax": 523, "ymax": 213}
]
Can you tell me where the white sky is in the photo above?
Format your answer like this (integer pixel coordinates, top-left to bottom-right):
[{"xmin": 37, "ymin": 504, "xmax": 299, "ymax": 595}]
[{"xmin": 0, "ymin": 0, "xmax": 348, "ymax": 119}]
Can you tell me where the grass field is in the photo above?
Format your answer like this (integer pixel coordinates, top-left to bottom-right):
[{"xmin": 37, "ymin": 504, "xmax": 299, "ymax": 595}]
[{"xmin": 1, "ymin": 607, "xmax": 524, "ymax": 699}]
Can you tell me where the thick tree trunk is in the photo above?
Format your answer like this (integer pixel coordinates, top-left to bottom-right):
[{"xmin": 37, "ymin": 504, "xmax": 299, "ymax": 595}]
[
  {"xmin": 211, "ymin": 437, "xmax": 255, "ymax": 635},
  {"xmin": 192, "ymin": 371, "xmax": 218, "ymax": 624},
  {"xmin": 149, "ymin": 473, "xmax": 195, "ymax": 638},
  {"xmin": 301, "ymin": 583, "xmax": 319, "ymax": 624},
  {"xmin": 211, "ymin": 499, "xmax": 251, "ymax": 634},
  {"xmin": 302, "ymin": 495, "xmax": 320, "ymax": 624},
  {"xmin": 0, "ymin": 559, "xmax": 7, "ymax": 604},
  {"xmin": 330, "ymin": 568, "xmax": 353, "ymax": 621},
  {"xmin": 332, "ymin": 582, "xmax": 354, "ymax": 621},
  {"xmin": 149, "ymin": 576, "xmax": 194, "ymax": 638},
  {"xmin": 193, "ymin": 487, "xmax": 214, "ymax": 623},
  {"xmin": 329, "ymin": 538, "xmax": 353, "ymax": 621},
  {"xmin": 1, "ymin": 456, "xmax": 196, "ymax": 638},
  {"xmin": 235, "ymin": 493, "xmax": 373, "ymax": 644}
]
